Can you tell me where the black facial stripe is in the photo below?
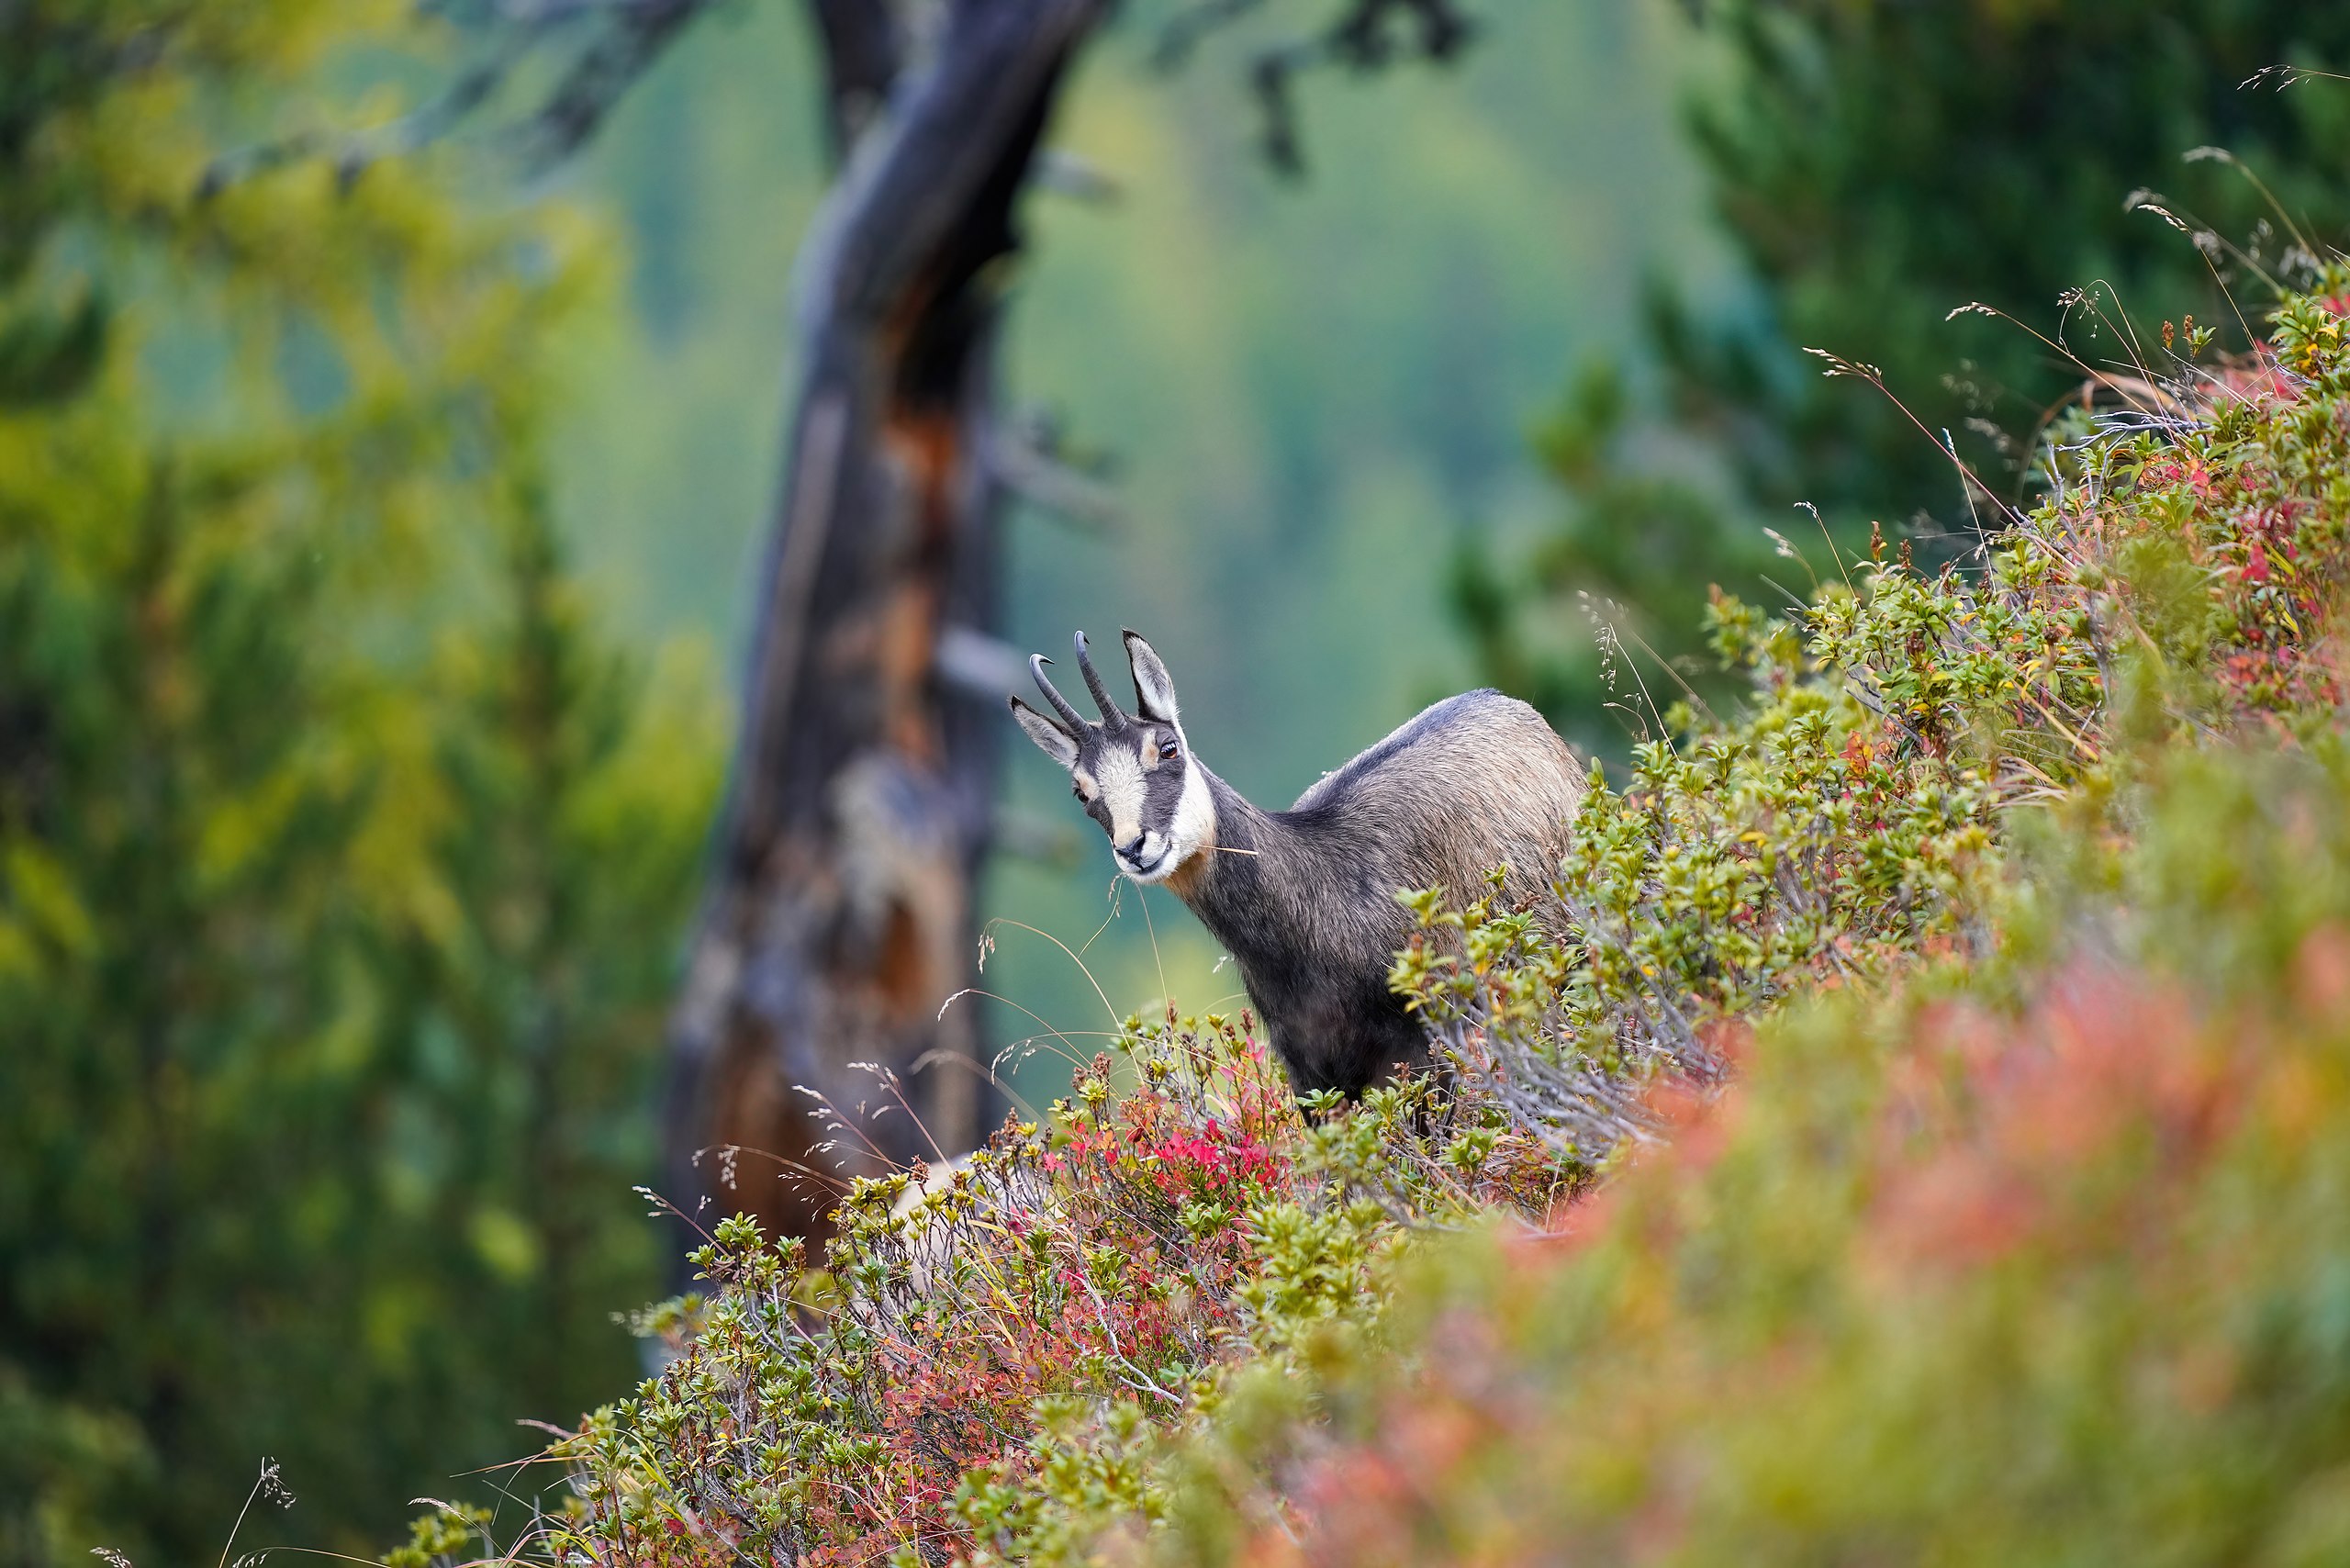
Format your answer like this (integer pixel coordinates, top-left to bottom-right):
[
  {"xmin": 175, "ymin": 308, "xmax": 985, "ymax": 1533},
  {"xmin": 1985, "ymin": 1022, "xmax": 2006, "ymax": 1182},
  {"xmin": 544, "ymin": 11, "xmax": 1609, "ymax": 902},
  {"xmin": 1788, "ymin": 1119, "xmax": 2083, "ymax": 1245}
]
[{"xmin": 1139, "ymin": 765, "xmax": 1186, "ymax": 830}]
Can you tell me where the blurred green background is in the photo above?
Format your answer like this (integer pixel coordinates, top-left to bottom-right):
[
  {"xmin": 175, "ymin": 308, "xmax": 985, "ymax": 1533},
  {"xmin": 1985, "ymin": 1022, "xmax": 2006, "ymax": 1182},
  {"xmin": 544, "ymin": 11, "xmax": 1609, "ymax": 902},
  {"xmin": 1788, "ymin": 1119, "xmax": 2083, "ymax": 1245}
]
[{"xmin": 4, "ymin": 0, "xmax": 2344, "ymax": 1562}]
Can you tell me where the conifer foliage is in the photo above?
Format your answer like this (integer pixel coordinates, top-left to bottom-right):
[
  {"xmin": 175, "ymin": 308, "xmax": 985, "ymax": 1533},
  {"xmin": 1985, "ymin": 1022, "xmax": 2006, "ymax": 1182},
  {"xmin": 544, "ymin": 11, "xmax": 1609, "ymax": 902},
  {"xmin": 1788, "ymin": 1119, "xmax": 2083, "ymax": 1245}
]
[
  {"xmin": 1458, "ymin": 0, "xmax": 2350, "ymax": 746},
  {"xmin": 0, "ymin": 6, "xmax": 718, "ymax": 1562}
]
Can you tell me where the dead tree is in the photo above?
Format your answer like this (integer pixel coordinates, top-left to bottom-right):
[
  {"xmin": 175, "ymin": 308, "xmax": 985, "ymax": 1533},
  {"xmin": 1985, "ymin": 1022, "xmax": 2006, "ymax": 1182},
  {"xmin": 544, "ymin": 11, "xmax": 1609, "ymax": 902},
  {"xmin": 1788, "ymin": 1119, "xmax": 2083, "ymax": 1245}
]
[
  {"xmin": 207, "ymin": 0, "xmax": 1476, "ymax": 1255},
  {"xmin": 663, "ymin": 0, "xmax": 1113, "ymax": 1249}
]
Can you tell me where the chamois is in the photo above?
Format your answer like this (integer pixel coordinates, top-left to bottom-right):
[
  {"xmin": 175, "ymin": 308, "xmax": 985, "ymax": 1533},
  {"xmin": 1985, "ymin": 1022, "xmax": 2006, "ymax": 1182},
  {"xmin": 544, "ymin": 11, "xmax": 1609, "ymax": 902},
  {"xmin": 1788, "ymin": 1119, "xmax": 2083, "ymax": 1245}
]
[{"xmin": 1009, "ymin": 630, "xmax": 1584, "ymax": 1096}]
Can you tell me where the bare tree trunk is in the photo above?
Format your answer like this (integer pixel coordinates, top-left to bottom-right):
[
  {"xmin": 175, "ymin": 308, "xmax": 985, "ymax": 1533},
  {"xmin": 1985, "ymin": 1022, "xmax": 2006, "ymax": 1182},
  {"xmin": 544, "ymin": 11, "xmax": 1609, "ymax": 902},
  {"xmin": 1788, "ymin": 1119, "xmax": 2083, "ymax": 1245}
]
[{"xmin": 664, "ymin": 0, "xmax": 1107, "ymax": 1251}]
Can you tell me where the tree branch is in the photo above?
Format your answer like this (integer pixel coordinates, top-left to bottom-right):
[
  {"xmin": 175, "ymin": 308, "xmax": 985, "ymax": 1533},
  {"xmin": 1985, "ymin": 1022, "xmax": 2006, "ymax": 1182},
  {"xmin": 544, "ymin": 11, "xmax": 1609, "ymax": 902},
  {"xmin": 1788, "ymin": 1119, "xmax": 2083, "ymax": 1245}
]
[
  {"xmin": 808, "ymin": 0, "xmax": 904, "ymax": 156},
  {"xmin": 1156, "ymin": 0, "xmax": 1481, "ymax": 175}
]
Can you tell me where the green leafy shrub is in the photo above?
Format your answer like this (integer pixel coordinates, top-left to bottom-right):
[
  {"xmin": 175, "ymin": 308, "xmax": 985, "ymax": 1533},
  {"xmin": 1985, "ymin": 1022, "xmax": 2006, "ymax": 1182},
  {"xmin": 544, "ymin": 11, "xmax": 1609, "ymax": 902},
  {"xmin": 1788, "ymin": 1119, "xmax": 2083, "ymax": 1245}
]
[
  {"xmin": 1399, "ymin": 277, "xmax": 2350, "ymax": 1178},
  {"xmin": 1147, "ymin": 744, "xmax": 2350, "ymax": 1567}
]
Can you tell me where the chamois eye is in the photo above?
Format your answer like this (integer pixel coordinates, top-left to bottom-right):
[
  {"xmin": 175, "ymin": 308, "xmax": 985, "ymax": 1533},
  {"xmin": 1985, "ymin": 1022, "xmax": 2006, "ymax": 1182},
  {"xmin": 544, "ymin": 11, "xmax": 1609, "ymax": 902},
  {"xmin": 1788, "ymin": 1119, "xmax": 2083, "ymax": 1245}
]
[{"xmin": 1158, "ymin": 739, "xmax": 1180, "ymax": 761}]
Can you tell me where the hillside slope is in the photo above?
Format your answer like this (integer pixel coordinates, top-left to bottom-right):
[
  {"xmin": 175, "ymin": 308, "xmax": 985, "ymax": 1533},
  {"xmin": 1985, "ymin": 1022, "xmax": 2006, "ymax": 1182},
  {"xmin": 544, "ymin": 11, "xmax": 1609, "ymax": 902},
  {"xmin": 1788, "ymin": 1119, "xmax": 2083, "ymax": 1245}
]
[{"xmin": 407, "ymin": 278, "xmax": 2350, "ymax": 1568}]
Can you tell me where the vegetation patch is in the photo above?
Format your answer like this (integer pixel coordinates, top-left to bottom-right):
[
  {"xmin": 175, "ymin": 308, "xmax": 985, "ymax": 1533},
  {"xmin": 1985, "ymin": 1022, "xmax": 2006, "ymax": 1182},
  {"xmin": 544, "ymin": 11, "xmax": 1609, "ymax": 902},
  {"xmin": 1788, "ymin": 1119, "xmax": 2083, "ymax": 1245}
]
[{"xmin": 391, "ymin": 280, "xmax": 2350, "ymax": 1567}]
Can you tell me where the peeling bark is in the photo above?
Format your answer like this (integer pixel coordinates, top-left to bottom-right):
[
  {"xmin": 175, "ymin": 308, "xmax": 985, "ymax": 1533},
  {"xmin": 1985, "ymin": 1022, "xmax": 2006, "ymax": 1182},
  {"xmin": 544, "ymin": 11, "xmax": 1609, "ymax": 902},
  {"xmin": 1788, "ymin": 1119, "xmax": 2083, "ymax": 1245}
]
[{"xmin": 663, "ymin": 0, "xmax": 1108, "ymax": 1252}]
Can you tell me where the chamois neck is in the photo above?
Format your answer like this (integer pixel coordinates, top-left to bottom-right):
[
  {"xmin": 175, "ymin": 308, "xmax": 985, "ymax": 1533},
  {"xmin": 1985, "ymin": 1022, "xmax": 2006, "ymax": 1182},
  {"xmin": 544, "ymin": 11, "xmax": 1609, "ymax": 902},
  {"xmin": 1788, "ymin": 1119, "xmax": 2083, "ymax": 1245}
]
[{"xmin": 1163, "ymin": 765, "xmax": 1300, "ymax": 949}]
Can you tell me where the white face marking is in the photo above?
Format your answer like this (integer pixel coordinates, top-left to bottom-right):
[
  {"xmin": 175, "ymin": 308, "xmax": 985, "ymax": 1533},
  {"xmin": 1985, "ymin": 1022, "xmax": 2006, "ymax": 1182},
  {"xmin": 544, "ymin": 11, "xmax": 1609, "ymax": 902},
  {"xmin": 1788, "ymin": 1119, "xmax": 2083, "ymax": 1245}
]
[{"xmin": 1093, "ymin": 745, "xmax": 1147, "ymax": 848}]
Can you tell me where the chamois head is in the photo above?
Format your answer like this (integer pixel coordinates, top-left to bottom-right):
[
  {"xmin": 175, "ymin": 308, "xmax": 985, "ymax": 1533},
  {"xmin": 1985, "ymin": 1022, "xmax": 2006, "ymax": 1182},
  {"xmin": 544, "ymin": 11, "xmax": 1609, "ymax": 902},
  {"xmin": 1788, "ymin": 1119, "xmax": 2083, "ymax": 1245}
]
[{"xmin": 1008, "ymin": 630, "xmax": 1215, "ymax": 883}]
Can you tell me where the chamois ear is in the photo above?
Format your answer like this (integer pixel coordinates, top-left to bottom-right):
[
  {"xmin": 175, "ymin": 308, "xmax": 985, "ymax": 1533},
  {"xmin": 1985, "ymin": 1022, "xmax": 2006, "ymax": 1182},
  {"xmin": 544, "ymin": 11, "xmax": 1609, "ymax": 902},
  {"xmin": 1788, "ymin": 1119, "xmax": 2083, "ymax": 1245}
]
[
  {"xmin": 1122, "ymin": 630, "xmax": 1180, "ymax": 724},
  {"xmin": 1008, "ymin": 696, "xmax": 1080, "ymax": 769}
]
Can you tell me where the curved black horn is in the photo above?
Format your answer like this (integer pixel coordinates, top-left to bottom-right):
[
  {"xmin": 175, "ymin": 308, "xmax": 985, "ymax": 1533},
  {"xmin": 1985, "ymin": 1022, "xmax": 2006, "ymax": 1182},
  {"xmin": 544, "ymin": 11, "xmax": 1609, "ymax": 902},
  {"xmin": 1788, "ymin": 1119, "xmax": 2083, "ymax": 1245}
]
[
  {"xmin": 1073, "ymin": 631, "xmax": 1125, "ymax": 723},
  {"xmin": 1029, "ymin": 654, "xmax": 1088, "ymax": 732}
]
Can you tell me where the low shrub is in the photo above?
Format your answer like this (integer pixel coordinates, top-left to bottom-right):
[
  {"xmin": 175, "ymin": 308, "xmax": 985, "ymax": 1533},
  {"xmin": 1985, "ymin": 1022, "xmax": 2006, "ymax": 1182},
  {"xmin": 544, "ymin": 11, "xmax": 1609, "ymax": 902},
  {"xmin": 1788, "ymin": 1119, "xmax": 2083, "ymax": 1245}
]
[
  {"xmin": 544, "ymin": 1025, "xmax": 1341, "ymax": 1566},
  {"xmin": 1397, "ymin": 282, "xmax": 2350, "ymax": 1171},
  {"xmin": 1147, "ymin": 743, "xmax": 2350, "ymax": 1567}
]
